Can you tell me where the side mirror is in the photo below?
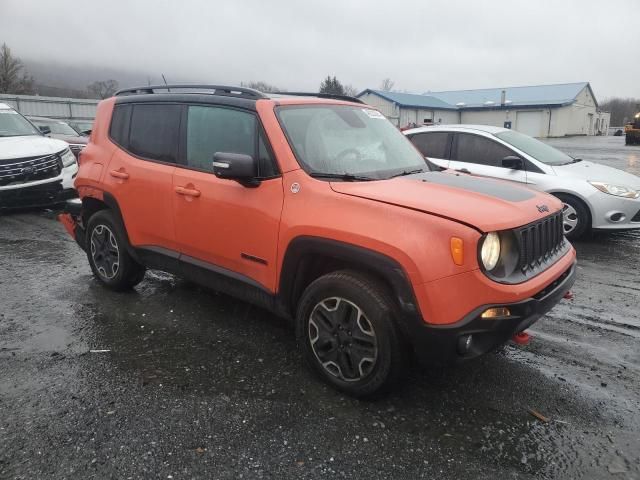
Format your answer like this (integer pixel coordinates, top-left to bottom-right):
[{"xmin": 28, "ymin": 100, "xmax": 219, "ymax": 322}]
[
  {"xmin": 213, "ymin": 152, "xmax": 259, "ymax": 187},
  {"xmin": 39, "ymin": 125, "xmax": 51, "ymax": 135},
  {"xmin": 501, "ymin": 156, "xmax": 523, "ymax": 170}
]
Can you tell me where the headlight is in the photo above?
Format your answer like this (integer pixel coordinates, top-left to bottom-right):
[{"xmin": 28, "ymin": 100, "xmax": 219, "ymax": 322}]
[
  {"xmin": 480, "ymin": 232, "xmax": 501, "ymax": 270},
  {"xmin": 60, "ymin": 148, "xmax": 77, "ymax": 167},
  {"xmin": 589, "ymin": 181, "xmax": 639, "ymax": 199}
]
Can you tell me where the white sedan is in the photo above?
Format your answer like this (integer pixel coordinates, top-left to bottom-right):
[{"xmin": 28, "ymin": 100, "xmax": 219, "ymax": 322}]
[{"xmin": 404, "ymin": 124, "xmax": 640, "ymax": 239}]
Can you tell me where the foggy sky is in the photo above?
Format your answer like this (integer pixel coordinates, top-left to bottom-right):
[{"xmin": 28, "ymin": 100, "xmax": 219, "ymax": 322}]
[{"xmin": 1, "ymin": 0, "xmax": 638, "ymax": 99}]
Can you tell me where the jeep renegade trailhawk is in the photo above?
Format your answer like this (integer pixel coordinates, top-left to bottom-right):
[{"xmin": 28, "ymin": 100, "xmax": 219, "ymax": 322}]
[{"xmin": 60, "ymin": 85, "xmax": 576, "ymax": 397}]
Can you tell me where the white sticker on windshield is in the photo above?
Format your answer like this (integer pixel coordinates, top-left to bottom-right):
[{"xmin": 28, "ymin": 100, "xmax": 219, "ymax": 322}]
[{"xmin": 362, "ymin": 109, "xmax": 385, "ymax": 119}]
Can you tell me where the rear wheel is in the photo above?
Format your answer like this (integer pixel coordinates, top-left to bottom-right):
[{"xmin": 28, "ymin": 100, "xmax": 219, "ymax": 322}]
[
  {"xmin": 553, "ymin": 193, "xmax": 590, "ymax": 240},
  {"xmin": 86, "ymin": 210, "xmax": 146, "ymax": 291},
  {"xmin": 296, "ymin": 271, "xmax": 408, "ymax": 397}
]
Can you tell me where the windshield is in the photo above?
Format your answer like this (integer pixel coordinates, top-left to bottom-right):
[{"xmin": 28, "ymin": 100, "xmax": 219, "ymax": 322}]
[
  {"xmin": 495, "ymin": 129, "xmax": 574, "ymax": 166},
  {"xmin": 32, "ymin": 119, "xmax": 79, "ymax": 136},
  {"xmin": 0, "ymin": 109, "xmax": 41, "ymax": 137},
  {"xmin": 277, "ymin": 105, "xmax": 427, "ymax": 179}
]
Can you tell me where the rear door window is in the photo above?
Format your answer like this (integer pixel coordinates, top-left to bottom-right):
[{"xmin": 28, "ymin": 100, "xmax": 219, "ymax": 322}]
[
  {"xmin": 186, "ymin": 105, "xmax": 278, "ymax": 177},
  {"xmin": 409, "ymin": 132, "xmax": 450, "ymax": 158},
  {"xmin": 452, "ymin": 133, "xmax": 515, "ymax": 167},
  {"xmin": 109, "ymin": 104, "xmax": 132, "ymax": 148},
  {"xmin": 128, "ymin": 104, "xmax": 181, "ymax": 163}
]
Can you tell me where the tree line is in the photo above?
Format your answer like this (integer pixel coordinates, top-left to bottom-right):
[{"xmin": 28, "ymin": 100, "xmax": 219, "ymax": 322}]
[
  {"xmin": 600, "ymin": 98, "xmax": 640, "ymax": 126},
  {"xmin": 7, "ymin": 39, "xmax": 636, "ymax": 125},
  {"xmin": 1, "ymin": 42, "xmax": 397, "ymax": 101},
  {"xmin": 242, "ymin": 77, "xmax": 394, "ymax": 97},
  {"xmin": 0, "ymin": 43, "xmax": 119, "ymax": 99}
]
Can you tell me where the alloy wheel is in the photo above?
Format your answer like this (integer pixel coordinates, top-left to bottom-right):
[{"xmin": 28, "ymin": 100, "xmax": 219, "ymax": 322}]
[
  {"xmin": 562, "ymin": 203, "xmax": 579, "ymax": 234},
  {"xmin": 90, "ymin": 224, "xmax": 120, "ymax": 279},
  {"xmin": 308, "ymin": 297, "xmax": 378, "ymax": 382}
]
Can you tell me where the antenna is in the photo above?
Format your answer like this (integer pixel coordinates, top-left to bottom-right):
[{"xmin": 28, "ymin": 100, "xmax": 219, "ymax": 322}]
[{"xmin": 161, "ymin": 74, "xmax": 170, "ymax": 92}]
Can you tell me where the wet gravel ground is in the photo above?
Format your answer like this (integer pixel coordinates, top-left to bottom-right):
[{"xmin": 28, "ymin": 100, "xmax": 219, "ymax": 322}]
[{"xmin": 1, "ymin": 136, "xmax": 639, "ymax": 479}]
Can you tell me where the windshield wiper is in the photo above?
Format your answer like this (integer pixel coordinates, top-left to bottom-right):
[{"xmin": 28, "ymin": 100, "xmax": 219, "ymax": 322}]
[
  {"xmin": 309, "ymin": 172, "xmax": 376, "ymax": 182},
  {"xmin": 386, "ymin": 167, "xmax": 426, "ymax": 179},
  {"xmin": 560, "ymin": 157, "xmax": 582, "ymax": 165}
]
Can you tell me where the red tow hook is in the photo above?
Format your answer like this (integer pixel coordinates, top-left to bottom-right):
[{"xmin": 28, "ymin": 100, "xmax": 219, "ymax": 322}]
[
  {"xmin": 512, "ymin": 292, "xmax": 573, "ymax": 346},
  {"xmin": 512, "ymin": 331, "xmax": 531, "ymax": 345},
  {"xmin": 58, "ymin": 213, "xmax": 76, "ymax": 239}
]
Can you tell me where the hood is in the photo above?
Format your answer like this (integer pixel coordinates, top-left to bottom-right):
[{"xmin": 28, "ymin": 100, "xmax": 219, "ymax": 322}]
[
  {"xmin": 0, "ymin": 135, "xmax": 69, "ymax": 160},
  {"xmin": 553, "ymin": 161, "xmax": 640, "ymax": 189},
  {"xmin": 49, "ymin": 133, "xmax": 88, "ymax": 145},
  {"xmin": 330, "ymin": 171, "xmax": 563, "ymax": 232}
]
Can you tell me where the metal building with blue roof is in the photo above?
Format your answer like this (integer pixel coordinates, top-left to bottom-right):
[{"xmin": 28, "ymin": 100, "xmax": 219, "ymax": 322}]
[{"xmin": 357, "ymin": 82, "xmax": 610, "ymax": 137}]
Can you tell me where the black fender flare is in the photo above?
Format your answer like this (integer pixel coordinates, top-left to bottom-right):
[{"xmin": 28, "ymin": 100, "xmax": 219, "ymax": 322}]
[
  {"xmin": 96, "ymin": 192, "xmax": 140, "ymax": 261},
  {"xmin": 277, "ymin": 236, "xmax": 421, "ymax": 320}
]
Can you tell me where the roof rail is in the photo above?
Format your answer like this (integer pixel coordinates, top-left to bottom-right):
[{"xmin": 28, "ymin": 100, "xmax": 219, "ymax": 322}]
[
  {"xmin": 114, "ymin": 84, "xmax": 267, "ymax": 99},
  {"xmin": 272, "ymin": 92, "xmax": 364, "ymax": 104}
]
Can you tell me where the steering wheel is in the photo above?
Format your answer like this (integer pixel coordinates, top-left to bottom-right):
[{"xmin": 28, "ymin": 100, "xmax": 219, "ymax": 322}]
[{"xmin": 334, "ymin": 148, "xmax": 363, "ymax": 164}]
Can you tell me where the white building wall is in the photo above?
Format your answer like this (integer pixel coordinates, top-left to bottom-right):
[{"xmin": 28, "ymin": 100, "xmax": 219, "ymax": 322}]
[
  {"xmin": 360, "ymin": 88, "xmax": 607, "ymax": 136},
  {"xmin": 399, "ymin": 108, "xmax": 418, "ymax": 126},
  {"xmin": 399, "ymin": 108, "xmax": 437, "ymax": 126},
  {"xmin": 460, "ymin": 110, "xmax": 511, "ymax": 129},
  {"xmin": 459, "ymin": 106, "xmax": 600, "ymax": 138},
  {"xmin": 549, "ymin": 106, "xmax": 571, "ymax": 137},
  {"xmin": 433, "ymin": 109, "xmax": 460, "ymax": 125},
  {"xmin": 358, "ymin": 93, "xmax": 399, "ymax": 124},
  {"xmin": 460, "ymin": 108, "xmax": 557, "ymax": 137},
  {"xmin": 596, "ymin": 111, "xmax": 610, "ymax": 135},
  {"xmin": 399, "ymin": 107, "xmax": 459, "ymax": 126},
  {"xmin": 565, "ymin": 86, "xmax": 598, "ymax": 135}
]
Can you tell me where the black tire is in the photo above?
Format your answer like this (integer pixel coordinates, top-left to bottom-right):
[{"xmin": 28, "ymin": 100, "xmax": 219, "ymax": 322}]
[
  {"xmin": 553, "ymin": 193, "xmax": 590, "ymax": 240},
  {"xmin": 86, "ymin": 210, "xmax": 146, "ymax": 291},
  {"xmin": 296, "ymin": 270, "xmax": 408, "ymax": 398}
]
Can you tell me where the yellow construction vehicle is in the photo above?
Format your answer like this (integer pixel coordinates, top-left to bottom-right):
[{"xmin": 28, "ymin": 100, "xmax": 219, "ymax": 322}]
[{"xmin": 625, "ymin": 107, "xmax": 640, "ymax": 145}]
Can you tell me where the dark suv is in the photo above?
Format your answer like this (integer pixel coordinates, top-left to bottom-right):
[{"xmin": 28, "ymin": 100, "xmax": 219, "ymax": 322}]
[{"xmin": 27, "ymin": 116, "xmax": 88, "ymax": 159}]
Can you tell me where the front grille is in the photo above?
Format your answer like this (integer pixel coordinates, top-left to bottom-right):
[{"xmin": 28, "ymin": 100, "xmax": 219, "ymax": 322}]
[
  {"xmin": 0, "ymin": 153, "xmax": 62, "ymax": 187},
  {"xmin": 632, "ymin": 209, "xmax": 640, "ymax": 223},
  {"xmin": 532, "ymin": 265, "xmax": 573, "ymax": 300},
  {"xmin": 516, "ymin": 211, "xmax": 566, "ymax": 274}
]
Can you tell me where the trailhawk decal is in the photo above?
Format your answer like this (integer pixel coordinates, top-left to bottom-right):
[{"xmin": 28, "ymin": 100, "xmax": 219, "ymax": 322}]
[{"xmin": 407, "ymin": 171, "xmax": 536, "ymax": 202}]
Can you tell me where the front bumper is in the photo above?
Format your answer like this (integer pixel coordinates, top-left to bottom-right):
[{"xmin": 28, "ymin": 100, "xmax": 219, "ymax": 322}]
[
  {"xmin": 0, "ymin": 163, "xmax": 78, "ymax": 209},
  {"xmin": 589, "ymin": 190, "xmax": 640, "ymax": 230},
  {"xmin": 404, "ymin": 261, "xmax": 576, "ymax": 366},
  {"xmin": 0, "ymin": 181, "xmax": 77, "ymax": 209},
  {"xmin": 59, "ymin": 199, "xmax": 86, "ymax": 250}
]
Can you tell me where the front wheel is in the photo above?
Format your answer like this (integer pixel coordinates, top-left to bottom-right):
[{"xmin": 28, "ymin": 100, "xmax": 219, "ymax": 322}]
[
  {"xmin": 296, "ymin": 271, "xmax": 408, "ymax": 398},
  {"xmin": 86, "ymin": 210, "xmax": 146, "ymax": 291},
  {"xmin": 553, "ymin": 193, "xmax": 591, "ymax": 240}
]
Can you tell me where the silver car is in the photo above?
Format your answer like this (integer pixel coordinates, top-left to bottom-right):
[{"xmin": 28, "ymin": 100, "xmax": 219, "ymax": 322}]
[{"xmin": 405, "ymin": 125, "xmax": 640, "ymax": 239}]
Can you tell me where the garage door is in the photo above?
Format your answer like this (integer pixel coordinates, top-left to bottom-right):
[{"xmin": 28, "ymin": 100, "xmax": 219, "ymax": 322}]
[{"xmin": 516, "ymin": 111, "xmax": 543, "ymax": 137}]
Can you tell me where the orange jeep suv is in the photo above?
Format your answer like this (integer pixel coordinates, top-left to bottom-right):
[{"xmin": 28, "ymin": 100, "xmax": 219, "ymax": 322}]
[{"xmin": 60, "ymin": 85, "xmax": 576, "ymax": 397}]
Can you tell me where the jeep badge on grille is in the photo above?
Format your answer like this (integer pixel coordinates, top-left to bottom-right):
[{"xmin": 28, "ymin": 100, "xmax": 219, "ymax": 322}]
[{"xmin": 537, "ymin": 204, "xmax": 549, "ymax": 213}]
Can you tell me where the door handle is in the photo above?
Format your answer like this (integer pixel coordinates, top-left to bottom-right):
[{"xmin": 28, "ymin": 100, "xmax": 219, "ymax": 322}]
[
  {"xmin": 456, "ymin": 168, "xmax": 471, "ymax": 174},
  {"xmin": 175, "ymin": 186, "xmax": 201, "ymax": 197},
  {"xmin": 109, "ymin": 169, "xmax": 129, "ymax": 180}
]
